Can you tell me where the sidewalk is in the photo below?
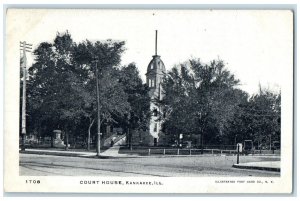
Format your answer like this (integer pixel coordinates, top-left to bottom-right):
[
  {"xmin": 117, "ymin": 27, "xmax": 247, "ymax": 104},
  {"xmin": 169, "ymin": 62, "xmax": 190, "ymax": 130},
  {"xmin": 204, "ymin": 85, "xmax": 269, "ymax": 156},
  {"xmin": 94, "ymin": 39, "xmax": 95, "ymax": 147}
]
[
  {"xmin": 100, "ymin": 145, "xmax": 138, "ymax": 158},
  {"xmin": 20, "ymin": 148, "xmax": 97, "ymax": 157},
  {"xmin": 20, "ymin": 148, "xmax": 139, "ymax": 158},
  {"xmin": 233, "ymin": 161, "xmax": 280, "ymax": 172}
]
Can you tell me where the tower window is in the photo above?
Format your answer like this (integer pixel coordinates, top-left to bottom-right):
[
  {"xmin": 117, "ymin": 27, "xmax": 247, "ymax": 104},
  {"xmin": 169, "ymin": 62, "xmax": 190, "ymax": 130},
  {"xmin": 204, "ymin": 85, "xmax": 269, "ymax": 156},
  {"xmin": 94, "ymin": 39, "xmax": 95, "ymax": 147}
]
[
  {"xmin": 153, "ymin": 108, "xmax": 158, "ymax": 116},
  {"xmin": 154, "ymin": 123, "xmax": 158, "ymax": 132},
  {"xmin": 149, "ymin": 79, "xmax": 155, "ymax": 88}
]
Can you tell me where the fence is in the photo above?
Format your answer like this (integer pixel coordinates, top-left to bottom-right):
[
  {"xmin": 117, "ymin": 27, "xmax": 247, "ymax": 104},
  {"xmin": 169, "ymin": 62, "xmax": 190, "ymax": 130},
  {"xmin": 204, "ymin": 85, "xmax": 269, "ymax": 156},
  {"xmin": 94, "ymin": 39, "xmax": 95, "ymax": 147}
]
[
  {"xmin": 119, "ymin": 147, "xmax": 280, "ymax": 156},
  {"xmin": 148, "ymin": 148, "xmax": 242, "ymax": 156},
  {"xmin": 119, "ymin": 147, "xmax": 237, "ymax": 156}
]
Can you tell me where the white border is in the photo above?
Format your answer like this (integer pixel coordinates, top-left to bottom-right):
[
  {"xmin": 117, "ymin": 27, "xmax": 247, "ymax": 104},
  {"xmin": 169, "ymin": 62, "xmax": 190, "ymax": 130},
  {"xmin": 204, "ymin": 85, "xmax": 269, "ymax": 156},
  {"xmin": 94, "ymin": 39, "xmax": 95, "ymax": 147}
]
[{"xmin": 1, "ymin": 1, "xmax": 298, "ymax": 198}]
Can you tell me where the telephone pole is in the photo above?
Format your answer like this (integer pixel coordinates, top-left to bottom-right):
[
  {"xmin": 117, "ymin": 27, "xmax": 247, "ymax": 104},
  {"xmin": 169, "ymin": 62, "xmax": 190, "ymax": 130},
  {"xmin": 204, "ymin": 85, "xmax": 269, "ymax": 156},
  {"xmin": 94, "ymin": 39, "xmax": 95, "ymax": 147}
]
[
  {"xmin": 92, "ymin": 56, "xmax": 101, "ymax": 156},
  {"xmin": 20, "ymin": 41, "xmax": 32, "ymax": 151}
]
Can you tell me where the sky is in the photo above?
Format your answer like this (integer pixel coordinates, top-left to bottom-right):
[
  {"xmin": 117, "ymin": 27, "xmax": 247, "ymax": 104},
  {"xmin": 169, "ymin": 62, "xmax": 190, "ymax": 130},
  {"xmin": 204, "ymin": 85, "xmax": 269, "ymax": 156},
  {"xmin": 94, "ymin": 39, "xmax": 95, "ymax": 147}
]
[{"xmin": 8, "ymin": 9, "xmax": 293, "ymax": 95}]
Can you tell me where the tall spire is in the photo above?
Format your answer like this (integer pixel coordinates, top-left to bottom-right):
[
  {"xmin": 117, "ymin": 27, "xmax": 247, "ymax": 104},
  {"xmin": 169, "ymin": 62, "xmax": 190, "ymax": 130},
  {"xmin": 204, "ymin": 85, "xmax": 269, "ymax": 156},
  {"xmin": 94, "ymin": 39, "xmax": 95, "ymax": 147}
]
[{"xmin": 155, "ymin": 30, "xmax": 158, "ymax": 55}]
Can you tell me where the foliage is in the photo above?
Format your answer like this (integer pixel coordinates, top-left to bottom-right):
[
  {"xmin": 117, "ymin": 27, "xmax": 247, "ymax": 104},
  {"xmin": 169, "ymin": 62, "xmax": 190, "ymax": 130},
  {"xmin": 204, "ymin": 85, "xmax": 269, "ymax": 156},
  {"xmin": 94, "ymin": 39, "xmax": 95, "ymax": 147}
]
[
  {"xmin": 26, "ymin": 31, "xmax": 132, "ymax": 148},
  {"xmin": 116, "ymin": 63, "xmax": 151, "ymax": 147},
  {"xmin": 161, "ymin": 59, "xmax": 245, "ymax": 146},
  {"xmin": 225, "ymin": 87, "xmax": 281, "ymax": 147}
]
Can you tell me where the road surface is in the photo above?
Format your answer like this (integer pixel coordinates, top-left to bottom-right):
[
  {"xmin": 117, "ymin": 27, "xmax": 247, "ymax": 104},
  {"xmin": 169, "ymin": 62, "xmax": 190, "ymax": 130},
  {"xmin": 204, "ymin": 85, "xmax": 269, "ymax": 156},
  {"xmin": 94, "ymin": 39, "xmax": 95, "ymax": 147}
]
[{"xmin": 20, "ymin": 153, "xmax": 280, "ymax": 177}]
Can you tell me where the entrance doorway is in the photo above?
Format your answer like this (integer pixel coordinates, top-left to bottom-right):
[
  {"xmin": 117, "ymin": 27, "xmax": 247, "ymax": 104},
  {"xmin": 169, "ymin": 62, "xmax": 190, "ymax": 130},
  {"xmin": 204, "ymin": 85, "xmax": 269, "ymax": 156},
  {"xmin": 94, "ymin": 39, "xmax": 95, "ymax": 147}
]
[{"xmin": 154, "ymin": 138, "xmax": 157, "ymax": 146}]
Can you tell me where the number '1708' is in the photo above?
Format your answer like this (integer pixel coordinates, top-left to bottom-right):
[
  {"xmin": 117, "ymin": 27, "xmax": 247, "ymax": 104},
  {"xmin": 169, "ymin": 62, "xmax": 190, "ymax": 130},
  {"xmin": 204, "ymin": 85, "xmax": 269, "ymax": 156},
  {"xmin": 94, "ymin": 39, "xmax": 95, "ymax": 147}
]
[{"xmin": 26, "ymin": 180, "xmax": 40, "ymax": 184}]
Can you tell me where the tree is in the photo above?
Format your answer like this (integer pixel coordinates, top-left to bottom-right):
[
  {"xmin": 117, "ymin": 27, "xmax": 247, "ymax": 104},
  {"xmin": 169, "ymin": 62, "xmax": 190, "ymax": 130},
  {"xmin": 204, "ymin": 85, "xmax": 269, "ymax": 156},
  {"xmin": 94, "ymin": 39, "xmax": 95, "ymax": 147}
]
[
  {"xmin": 27, "ymin": 41, "xmax": 58, "ymax": 144},
  {"xmin": 159, "ymin": 66, "xmax": 195, "ymax": 144},
  {"xmin": 224, "ymin": 85, "xmax": 281, "ymax": 151},
  {"xmin": 27, "ymin": 31, "xmax": 130, "ymax": 151},
  {"xmin": 247, "ymin": 87, "xmax": 281, "ymax": 149},
  {"xmin": 27, "ymin": 32, "xmax": 86, "ymax": 149},
  {"xmin": 160, "ymin": 58, "xmax": 242, "ymax": 150},
  {"xmin": 117, "ymin": 63, "xmax": 150, "ymax": 149},
  {"xmin": 73, "ymin": 39, "xmax": 129, "ymax": 149}
]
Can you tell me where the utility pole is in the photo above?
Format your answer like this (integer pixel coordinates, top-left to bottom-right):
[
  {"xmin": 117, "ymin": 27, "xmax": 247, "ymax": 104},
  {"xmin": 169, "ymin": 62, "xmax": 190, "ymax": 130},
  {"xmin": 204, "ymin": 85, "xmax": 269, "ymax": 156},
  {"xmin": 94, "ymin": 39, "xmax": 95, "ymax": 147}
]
[
  {"xmin": 20, "ymin": 41, "xmax": 32, "ymax": 151},
  {"xmin": 92, "ymin": 56, "xmax": 101, "ymax": 156}
]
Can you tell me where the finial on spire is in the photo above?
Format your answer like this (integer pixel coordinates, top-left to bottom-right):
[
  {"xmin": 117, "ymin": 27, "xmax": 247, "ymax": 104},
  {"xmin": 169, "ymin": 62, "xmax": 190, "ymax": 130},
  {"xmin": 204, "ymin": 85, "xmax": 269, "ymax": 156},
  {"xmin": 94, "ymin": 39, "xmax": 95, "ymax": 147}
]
[{"xmin": 155, "ymin": 30, "xmax": 158, "ymax": 55}]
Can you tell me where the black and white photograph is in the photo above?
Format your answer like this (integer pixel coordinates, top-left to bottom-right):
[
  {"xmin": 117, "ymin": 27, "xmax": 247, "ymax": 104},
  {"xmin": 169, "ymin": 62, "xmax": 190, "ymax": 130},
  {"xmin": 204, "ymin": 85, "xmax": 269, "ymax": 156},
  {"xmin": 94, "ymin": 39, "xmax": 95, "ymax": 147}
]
[{"xmin": 4, "ymin": 9, "xmax": 293, "ymax": 193}]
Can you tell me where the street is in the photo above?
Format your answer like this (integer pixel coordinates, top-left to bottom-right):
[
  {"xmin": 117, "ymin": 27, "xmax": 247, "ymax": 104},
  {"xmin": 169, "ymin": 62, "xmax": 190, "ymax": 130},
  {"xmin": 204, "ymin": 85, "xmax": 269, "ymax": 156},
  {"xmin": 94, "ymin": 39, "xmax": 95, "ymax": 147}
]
[{"xmin": 20, "ymin": 153, "xmax": 280, "ymax": 177}]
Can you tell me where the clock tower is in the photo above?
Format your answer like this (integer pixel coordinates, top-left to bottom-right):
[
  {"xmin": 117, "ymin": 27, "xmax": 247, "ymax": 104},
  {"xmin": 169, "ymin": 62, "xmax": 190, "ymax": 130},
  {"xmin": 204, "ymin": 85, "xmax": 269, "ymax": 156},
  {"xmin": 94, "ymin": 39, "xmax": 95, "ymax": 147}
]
[{"xmin": 145, "ymin": 30, "xmax": 166, "ymax": 146}]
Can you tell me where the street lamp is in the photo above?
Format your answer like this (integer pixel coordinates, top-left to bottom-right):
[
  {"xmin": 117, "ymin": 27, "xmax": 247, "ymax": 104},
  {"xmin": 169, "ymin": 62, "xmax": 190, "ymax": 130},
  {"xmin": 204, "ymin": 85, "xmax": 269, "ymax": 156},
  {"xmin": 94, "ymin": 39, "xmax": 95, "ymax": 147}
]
[{"xmin": 92, "ymin": 56, "xmax": 101, "ymax": 156}]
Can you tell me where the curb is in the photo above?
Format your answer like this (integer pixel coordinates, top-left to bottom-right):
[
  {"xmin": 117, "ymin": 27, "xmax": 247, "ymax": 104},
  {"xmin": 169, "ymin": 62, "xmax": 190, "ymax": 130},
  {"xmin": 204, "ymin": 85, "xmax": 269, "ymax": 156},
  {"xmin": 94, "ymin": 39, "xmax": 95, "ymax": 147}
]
[
  {"xmin": 20, "ymin": 150, "xmax": 139, "ymax": 159},
  {"xmin": 232, "ymin": 164, "xmax": 280, "ymax": 172},
  {"xmin": 20, "ymin": 150, "xmax": 96, "ymax": 158}
]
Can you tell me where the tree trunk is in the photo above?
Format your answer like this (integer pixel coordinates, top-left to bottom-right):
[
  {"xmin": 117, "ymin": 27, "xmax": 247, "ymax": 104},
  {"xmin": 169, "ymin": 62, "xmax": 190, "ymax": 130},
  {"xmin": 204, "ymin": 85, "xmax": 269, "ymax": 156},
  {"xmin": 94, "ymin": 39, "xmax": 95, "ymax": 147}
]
[
  {"xmin": 126, "ymin": 126, "xmax": 129, "ymax": 145},
  {"xmin": 38, "ymin": 120, "xmax": 42, "ymax": 145},
  {"xmin": 128, "ymin": 127, "xmax": 132, "ymax": 151},
  {"xmin": 51, "ymin": 134, "xmax": 54, "ymax": 148},
  {"xmin": 201, "ymin": 129, "xmax": 204, "ymax": 155},
  {"xmin": 87, "ymin": 118, "xmax": 94, "ymax": 151},
  {"xmin": 234, "ymin": 135, "xmax": 237, "ymax": 145},
  {"xmin": 65, "ymin": 128, "xmax": 69, "ymax": 151},
  {"xmin": 259, "ymin": 139, "xmax": 262, "ymax": 154}
]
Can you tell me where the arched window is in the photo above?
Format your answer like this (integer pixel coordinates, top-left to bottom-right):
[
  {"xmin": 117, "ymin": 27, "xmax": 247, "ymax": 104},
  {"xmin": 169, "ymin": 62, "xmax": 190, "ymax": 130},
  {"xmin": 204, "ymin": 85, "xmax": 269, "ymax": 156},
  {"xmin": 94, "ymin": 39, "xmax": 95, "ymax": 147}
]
[{"xmin": 149, "ymin": 79, "xmax": 155, "ymax": 87}]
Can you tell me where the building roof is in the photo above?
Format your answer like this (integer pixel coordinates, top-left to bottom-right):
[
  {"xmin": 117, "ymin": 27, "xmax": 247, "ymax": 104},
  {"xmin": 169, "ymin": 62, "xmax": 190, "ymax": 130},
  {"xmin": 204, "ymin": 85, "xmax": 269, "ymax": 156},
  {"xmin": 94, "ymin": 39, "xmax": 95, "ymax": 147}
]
[{"xmin": 146, "ymin": 55, "xmax": 166, "ymax": 75}]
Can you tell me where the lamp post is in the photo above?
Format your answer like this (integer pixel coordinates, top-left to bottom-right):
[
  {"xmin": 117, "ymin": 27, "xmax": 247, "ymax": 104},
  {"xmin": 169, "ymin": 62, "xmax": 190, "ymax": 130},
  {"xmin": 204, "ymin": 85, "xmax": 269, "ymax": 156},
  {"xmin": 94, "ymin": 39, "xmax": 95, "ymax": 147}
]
[{"xmin": 92, "ymin": 56, "xmax": 101, "ymax": 156}]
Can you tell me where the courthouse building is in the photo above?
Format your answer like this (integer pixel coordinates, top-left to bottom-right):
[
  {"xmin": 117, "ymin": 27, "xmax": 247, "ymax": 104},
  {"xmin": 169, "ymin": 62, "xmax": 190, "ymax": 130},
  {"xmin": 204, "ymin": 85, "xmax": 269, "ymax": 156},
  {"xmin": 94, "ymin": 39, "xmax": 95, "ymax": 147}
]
[
  {"xmin": 145, "ymin": 51, "xmax": 166, "ymax": 145},
  {"xmin": 131, "ymin": 31, "xmax": 167, "ymax": 146}
]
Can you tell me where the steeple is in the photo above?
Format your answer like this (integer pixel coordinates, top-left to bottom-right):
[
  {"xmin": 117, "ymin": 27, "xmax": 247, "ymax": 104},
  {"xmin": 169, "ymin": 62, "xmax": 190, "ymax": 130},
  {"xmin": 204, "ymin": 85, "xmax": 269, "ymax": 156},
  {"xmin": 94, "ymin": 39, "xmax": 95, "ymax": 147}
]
[
  {"xmin": 155, "ymin": 30, "xmax": 158, "ymax": 56},
  {"xmin": 146, "ymin": 30, "xmax": 166, "ymax": 77}
]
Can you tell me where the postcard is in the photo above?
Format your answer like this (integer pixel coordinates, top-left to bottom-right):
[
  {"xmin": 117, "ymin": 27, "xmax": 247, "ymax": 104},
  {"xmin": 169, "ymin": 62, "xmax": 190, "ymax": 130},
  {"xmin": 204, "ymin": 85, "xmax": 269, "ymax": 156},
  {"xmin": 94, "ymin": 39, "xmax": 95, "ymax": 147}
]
[{"xmin": 4, "ymin": 9, "xmax": 293, "ymax": 193}]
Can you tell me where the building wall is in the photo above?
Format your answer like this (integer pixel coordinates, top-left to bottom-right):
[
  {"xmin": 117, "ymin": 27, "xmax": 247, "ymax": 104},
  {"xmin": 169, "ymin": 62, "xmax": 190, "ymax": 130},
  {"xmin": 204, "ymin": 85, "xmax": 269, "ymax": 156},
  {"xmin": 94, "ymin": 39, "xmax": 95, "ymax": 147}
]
[{"xmin": 145, "ymin": 55, "xmax": 165, "ymax": 146}]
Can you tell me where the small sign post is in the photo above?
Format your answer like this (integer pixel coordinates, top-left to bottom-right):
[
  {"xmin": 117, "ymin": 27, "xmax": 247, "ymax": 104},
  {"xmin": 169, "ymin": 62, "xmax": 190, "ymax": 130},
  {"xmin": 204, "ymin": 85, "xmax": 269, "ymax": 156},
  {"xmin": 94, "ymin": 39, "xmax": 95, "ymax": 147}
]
[
  {"xmin": 236, "ymin": 143, "xmax": 243, "ymax": 164},
  {"xmin": 237, "ymin": 145, "xmax": 240, "ymax": 164}
]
